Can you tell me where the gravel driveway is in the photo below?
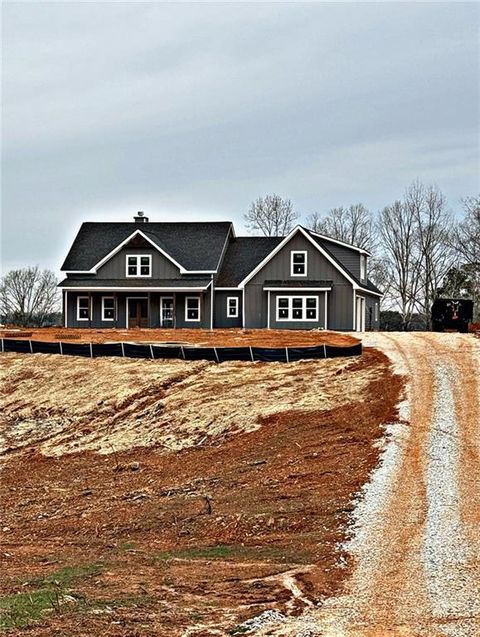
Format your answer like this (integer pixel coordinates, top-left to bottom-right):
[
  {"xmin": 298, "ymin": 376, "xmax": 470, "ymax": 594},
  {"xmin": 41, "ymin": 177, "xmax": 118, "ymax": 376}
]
[{"xmin": 255, "ymin": 332, "xmax": 480, "ymax": 637}]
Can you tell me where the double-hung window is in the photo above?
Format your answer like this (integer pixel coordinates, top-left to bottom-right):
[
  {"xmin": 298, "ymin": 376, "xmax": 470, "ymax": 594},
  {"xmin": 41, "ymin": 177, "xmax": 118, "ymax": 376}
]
[
  {"xmin": 276, "ymin": 296, "xmax": 318, "ymax": 322},
  {"xmin": 126, "ymin": 254, "xmax": 152, "ymax": 278},
  {"xmin": 360, "ymin": 255, "xmax": 367, "ymax": 280},
  {"xmin": 77, "ymin": 296, "xmax": 90, "ymax": 321},
  {"xmin": 102, "ymin": 296, "xmax": 115, "ymax": 321},
  {"xmin": 291, "ymin": 251, "xmax": 307, "ymax": 276},
  {"xmin": 185, "ymin": 296, "xmax": 201, "ymax": 322},
  {"xmin": 227, "ymin": 297, "xmax": 239, "ymax": 318}
]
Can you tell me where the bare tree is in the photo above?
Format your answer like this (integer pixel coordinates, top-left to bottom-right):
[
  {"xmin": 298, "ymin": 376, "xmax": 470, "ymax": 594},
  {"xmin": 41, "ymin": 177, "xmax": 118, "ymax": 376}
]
[
  {"xmin": 451, "ymin": 195, "xmax": 480, "ymax": 319},
  {"xmin": 0, "ymin": 267, "xmax": 59, "ymax": 326},
  {"xmin": 306, "ymin": 204, "xmax": 373, "ymax": 251},
  {"xmin": 379, "ymin": 200, "xmax": 421, "ymax": 330},
  {"xmin": 244, "ymin": 194, "xmax": 298, "ymax": 236},
  {"xmin": 408, "ymin": 182, "xmax": 454, "ymax": 328}
]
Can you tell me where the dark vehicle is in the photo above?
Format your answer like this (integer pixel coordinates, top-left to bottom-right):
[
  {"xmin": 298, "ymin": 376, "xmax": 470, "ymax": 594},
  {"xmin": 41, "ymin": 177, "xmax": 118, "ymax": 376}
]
[{"xmin": 431, "ymin": 298, "xmax": 473, "ymax": 333}]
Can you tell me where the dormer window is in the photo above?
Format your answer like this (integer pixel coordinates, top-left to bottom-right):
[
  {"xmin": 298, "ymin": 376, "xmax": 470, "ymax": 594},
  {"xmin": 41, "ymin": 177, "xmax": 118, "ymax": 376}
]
[
  {"xmin": 126, "ymin": 254, "xmax": 152, "ymax": 278},
  {"xmin": 291, "ymin": 251, "xmax": 307, "ymax": 276},
  {"xmin": 360, "ymin": 255, "xmax": 367, "ymax": 280}
]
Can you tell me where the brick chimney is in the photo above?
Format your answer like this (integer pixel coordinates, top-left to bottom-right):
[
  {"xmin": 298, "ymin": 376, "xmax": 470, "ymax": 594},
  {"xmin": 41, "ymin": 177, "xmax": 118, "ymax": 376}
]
[{"xmin": 133, "ymin": 211, "xmax": 149, "ymax": 223}]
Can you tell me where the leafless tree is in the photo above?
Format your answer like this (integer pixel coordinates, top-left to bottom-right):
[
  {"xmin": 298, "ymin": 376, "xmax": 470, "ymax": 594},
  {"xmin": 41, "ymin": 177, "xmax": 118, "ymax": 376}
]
[
  {"xmin": 379, "ymin": 199, "xmax": 421, "ymax": 330},
  {"xmin": 451, "ymin": 195, "xmax": 480, "ymax": 319},
  {"xmin": 0, "ymin": 267, "xmax": 59, "ymax": 326},
  {"xmin": 244, "ymin": 194, "xmax": 298, "ymax": 236},
  {"xmin": 408, "ymin": 182, "xmax": 454, "ymax": 328},
  {"xmin": 306, "ymin": 204, "xmax": 373, "ymax": 251}
]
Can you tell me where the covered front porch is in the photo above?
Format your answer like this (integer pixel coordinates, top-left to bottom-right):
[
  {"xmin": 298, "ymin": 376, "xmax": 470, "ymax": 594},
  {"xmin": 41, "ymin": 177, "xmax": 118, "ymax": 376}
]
[{"xmin": 62, "ymin": 285, "xmax": 213, "ymax": 329}]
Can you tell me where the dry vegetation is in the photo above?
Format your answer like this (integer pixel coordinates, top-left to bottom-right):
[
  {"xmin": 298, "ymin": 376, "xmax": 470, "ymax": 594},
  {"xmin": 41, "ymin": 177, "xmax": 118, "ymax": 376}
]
[{"xmin": 0, "ymin": 344, "xmax": 402, "ymax": 636}]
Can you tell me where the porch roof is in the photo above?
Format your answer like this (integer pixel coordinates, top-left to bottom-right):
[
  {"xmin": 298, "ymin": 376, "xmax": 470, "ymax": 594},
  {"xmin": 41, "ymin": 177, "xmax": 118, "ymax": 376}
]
[
  {"xmin": 263, "ymin": 279, "xmax": 333, "ymax": 290},
  {"xmin": 58, "ymin": 278, "xmax": 212, "ymax": 291}
]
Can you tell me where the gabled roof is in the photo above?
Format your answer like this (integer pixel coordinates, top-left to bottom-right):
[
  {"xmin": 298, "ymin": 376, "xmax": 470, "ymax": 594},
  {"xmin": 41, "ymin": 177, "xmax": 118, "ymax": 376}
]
[
  {"xmin": 307, "ymin": 228, "xmax": 371, "ymax": 256},
  {"xmin": 215, "ymin": 236, "xmax": 283, "ymax": 287},
  {"xmin": 61, "ymin": 222, "xmax": 232, "ymax": 272}
]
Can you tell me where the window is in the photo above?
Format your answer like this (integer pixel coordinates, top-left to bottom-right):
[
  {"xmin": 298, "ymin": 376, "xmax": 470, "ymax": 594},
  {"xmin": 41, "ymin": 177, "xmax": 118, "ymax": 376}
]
[
  {"xmin": 360, "ymin": 255, "xmax": 367, "ymax": 280},
  {"xmin": 77, "ymin": 296, "xmax": 90, "ymax": 321},
  {"xmin": 276, "ymin": 296, "xmax": 318, "ymax": 322},
  {"xmin": 126, "ymin": 254, "xmax": 152, "ymax": 278},
  {"xmin": 185, "ymin": 296, "xmax": 201, "ymax": 322},
  {"xmin": 291, "ymin": 251, "xmax": 307, "ymax": 276},
  {"xmin": 227, "ymin": 297, "xmax": 239, "ymax": 318},
  {"xmin": 102, "ymin": 296, "xmax": 115, "ymax": 321}
]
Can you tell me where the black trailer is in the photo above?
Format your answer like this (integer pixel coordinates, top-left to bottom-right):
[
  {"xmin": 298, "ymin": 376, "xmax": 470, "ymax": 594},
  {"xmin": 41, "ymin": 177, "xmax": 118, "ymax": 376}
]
[{"xmin": 431, "ymin": 298, "xmax": 473, "ymax": 333}]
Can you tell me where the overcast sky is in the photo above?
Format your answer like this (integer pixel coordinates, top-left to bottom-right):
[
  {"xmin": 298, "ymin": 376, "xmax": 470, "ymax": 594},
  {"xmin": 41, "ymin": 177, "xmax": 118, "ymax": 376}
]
[{"xmin": 2, "ymin": 1, "xmax": 479, "ymax": 273}]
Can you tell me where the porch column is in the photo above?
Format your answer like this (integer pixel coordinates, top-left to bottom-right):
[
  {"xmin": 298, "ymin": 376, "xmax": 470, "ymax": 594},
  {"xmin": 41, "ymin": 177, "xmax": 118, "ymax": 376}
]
[
  {"xmin": 324, "ymin": 291, "xmax": 328, "ymax": 330},
  {"xmin": 88, "ymin": 291, "xmax": 92, "ymax": 328},
  {"xmin": 267, "ymin": 290, "xmax": 271, "ymax": 329},
  {"xmin": 114, "ymin": 292, "xmax": 118, "ymax": 328},
  {"xmin": 64, "ymin": 290, "xmax": 68, "ymax": 328},
  {"xmin": 210, "ymin": 276, "xmax": 214, "ymax": 330},
  {"xmin": 148, "ymin": 291, "xmax": 151, "ymax": 328}
]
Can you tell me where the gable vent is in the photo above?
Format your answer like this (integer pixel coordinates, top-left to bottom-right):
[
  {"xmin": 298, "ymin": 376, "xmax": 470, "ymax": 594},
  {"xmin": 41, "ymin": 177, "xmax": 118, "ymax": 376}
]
[{"xmin": 133, "ymin": 211, "xmax": 149, "ymax": 223}]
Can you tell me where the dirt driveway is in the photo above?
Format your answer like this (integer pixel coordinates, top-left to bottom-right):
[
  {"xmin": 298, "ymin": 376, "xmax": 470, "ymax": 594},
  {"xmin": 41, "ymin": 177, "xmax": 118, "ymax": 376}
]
[{"xmin": 258, "ymin": 332, "xmax": 480, "ymax": 637}]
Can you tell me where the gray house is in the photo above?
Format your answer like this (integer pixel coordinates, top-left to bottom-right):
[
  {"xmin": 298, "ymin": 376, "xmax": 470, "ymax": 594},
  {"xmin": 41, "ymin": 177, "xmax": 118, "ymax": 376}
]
[{"xmin": 59, "ymin": 214, "xmax": 382, "ymax": 331}]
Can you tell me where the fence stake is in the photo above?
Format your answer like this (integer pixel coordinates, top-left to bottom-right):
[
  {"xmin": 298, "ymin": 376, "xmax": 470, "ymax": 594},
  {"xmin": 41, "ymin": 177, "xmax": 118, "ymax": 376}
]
[
  {"xmin": 285, "ymin": 347, "xmax": 289, "ymax": 363},
  {"xmin": 59, "ymin": 342, "xmax": 63, "ymax": 355},
  {"xmin": 29, "ymin": 340, "xmax": 33, "ymax": 354},
  {"xmin": 121, "ymin": 342, "xmax": 125, "ymax": 357},
  {"xmin": 1, "ymin": 339, "xmax": 3, "ymax": 353},
  {"xmin": 180, "ymin": 345, "xmax": 185, "ymax": 359},
  {"xmin": 149, "ymin": 344, "xmax": 154, "ymax": 359},
  {"xmin": 89, "ymin": 342, "xmax": 93, "ymax": 358},
  {"xmin": 249, "ymin": 346, "xmax": 254, "ymax": 362},
  {"xmin": 213, "ymin": 347, "xmax": 219, "ymax": 363},
  {"xmin": 323, "ymin": 343, "xmax": 327, "ymax": 358}
]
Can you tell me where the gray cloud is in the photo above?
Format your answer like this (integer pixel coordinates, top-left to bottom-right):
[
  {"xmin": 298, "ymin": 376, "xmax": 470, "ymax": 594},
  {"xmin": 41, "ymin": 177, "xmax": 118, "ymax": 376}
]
[{"xmin": 2, "ymin": 1, "xmax": 479, "ymax": 272}]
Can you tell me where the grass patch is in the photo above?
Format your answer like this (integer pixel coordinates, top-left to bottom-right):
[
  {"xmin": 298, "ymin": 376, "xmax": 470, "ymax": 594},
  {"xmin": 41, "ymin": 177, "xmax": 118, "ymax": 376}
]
[
  {"xmin": 28, "ymin": 563, "xmax": 104, "ymax": 588},
  {"xmin": 155, "ymin": 545, "xmax": 233, "ymax": 560},
  {"xmin": 1, "ymin": 564, "xmax": 104, "ymax": 630},
  {"xmin": 153, "ymin": 544, "xmax": 312, "ymax": 563}
]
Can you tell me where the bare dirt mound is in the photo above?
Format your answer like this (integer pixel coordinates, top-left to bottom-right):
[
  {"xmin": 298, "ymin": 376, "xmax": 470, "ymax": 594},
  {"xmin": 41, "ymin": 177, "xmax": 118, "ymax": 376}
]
[
  {"xmin": 1, "ymin": 352, "xmax": 374, "ymax": 457},
  {"xmin": 0, "ymin": 348, "xmax": 402, "ymax": 636}
]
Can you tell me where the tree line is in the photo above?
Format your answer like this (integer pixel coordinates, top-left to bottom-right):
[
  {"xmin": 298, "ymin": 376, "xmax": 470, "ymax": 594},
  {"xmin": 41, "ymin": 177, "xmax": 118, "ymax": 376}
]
[
  {"xmin": 1, "ymin": 182, "xmax": 478, "ymax": 328},
  {"xmin": 245, "ymin": 183, "xmax": 480, "ymax": 328}
]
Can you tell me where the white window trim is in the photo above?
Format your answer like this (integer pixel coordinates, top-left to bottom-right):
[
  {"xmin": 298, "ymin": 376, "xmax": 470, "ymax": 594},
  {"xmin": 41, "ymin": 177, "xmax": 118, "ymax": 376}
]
[
  {"xmin": 360, "ymin": 254, "xmax": 367, "ymax": 280},
  {"xmin": 185, "ymin": 296, "xmax": 201, "ymax": 322},
  {"xmin": 276, "ymin": 295, "xmax": 319, "ymax": 322},
  {"xmin": 101, "ymin": 296, "xmax": 115, "ymax": 322},
  {"xmin": 290, "ymin": 250, "xmax": 307, "ymax": 277},
  {"xmin": 77, "ymin": 296, "xmax": 90, "ymax": 321},
  {"xmin": 227, "ymin": 296, "xmax": 239, "ymax": 318},
  {"xmin": 125, "ymin": 254, "xmax": 152, "ymax": 278}
]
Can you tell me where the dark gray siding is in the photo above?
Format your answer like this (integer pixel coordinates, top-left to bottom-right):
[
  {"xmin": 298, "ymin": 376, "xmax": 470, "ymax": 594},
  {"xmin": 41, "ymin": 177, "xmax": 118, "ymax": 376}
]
[
  {"xmin": 214, "ymin": 291, "xmax": 242, "ymax": 328},
  {"xmin": 96, "ymin": 247, "xmax": 181, "ymax": 279},
  {"xmin": 245, "ymin": 232, "xmax": 354, "ymax": 330},
  {"xmin": 318, "ymin": 239, "xmax": 368, "ymax": 284},
  {"xmin": 65, "ymin": 290, "xmax": 212, "ymax": 329}
]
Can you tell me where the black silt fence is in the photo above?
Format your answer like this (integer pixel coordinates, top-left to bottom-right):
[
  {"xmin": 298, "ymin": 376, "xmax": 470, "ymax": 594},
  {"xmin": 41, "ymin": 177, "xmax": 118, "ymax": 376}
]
[
  {"xmin": 1, "ymin": 338, "xmax": 362, "ymax": 362},
  {"xmin": 92, "ymin": 343, "xmax": 124, "ymax": 358},
  {"xmin": 31, "ymin": 341, "xmax": 62, "ymax": 355}
]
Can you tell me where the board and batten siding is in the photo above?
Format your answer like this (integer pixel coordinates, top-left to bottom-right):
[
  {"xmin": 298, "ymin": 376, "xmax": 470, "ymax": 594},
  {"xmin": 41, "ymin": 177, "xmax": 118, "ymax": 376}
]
[
  {"xmin": 213, "ymin": 291, "xmax": 242, "ymax": 328},
  {"xmin": 317, "ymin": 239, "xmax": 366, "ymax": 283},
  {"xmin": 96, "ymin": 246, "xmax": 181, "ymax": 279},
  {"xmin": 245, "ymin": 232, "xmax": 354, "ymax": 330}
]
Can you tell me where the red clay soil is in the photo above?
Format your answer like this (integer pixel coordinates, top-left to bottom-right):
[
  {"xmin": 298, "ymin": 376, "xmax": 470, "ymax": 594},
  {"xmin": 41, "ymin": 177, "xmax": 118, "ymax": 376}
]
[
  {"xmin": 0, "ymin": 348, "xmax": 401, "ymax": 636},
  {"xmin": 0, "ymin": 326, "xmax": 358, "ymax": 347}
]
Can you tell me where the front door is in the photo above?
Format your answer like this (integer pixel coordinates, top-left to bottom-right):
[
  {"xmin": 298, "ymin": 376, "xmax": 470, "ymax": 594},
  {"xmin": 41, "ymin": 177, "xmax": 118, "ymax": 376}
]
[
  {"xmin": 160, "ymin": 297, "xmax": 174, "ymax": 328},
  {"xmin": 128, "ymin": 298, "xmax": 148, "ymax": 328}
]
